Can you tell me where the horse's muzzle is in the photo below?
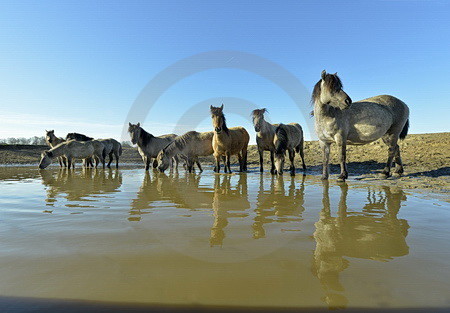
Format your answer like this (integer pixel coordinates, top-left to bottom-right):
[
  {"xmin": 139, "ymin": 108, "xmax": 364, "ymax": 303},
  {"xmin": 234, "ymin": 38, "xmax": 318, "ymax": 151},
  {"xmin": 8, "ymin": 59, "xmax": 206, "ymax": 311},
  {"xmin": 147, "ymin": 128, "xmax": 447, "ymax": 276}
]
[
  {"xmin": 215, "ymin": 127, "xmax": 222, "ymax": 133},
  {"xmin": 254, "ymin": 127, "xmax": 260, "ymax": 132}
]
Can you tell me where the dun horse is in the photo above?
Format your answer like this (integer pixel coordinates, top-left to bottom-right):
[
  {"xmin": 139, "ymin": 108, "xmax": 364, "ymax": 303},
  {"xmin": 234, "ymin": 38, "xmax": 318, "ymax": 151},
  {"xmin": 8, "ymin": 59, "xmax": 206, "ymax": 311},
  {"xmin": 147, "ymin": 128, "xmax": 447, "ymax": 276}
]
[
  {"xmin": 312, "ymin": 70, "xmax": 409, "ymax": 181},
  {"xmin": 45, "ymin": 130, "xmax": 67, "ymax": 167},
  {"xmin": 210, "ymin": 105, "xmax": 249, "ymax": 173},
  {"xmin": 157, "ymin": 131, "xmax": 214, "ymax": 173},
  {"xmin": 66, "ymin": 133, "xmax": 95, "ymax": 167},
  {"xmin": 273, "ymin": 123, "xmax": 306, "ymax": 176},
  {"xmin": 66, "ymin": 132, "xmax": 107, "ymax": 168},
  {"xmin": 252, "ymin": 108, "xmax": 278, "ymax": 174},
  {"xmin": 128, "ymin": 122, "xmax": 178, "ymax": 171},
  {"xmin": 39, "ymin": 140, "xmax": 104, "ymax": 169}
]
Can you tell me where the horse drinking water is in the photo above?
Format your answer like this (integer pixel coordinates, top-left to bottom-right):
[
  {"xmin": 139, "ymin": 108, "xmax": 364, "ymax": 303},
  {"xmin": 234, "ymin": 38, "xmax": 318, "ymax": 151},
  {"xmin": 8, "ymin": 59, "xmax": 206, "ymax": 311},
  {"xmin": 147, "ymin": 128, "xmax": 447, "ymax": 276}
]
[{"xmin": 312, "ymin": 70, "xmax": 409, "ymax": 181}]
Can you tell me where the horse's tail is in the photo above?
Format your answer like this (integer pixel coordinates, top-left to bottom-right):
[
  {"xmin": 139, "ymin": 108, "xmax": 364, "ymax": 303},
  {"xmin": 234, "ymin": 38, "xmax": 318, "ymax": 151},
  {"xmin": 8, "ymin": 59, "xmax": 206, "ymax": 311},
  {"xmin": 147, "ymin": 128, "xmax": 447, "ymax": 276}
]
[
  {"xmin": 399, "ymin": 119, "xmax": 409, "ymax": 140},
  {"xmin": 295, "ymin": 137, "xmax": 303, "ymax": 153},
  {"xmin": 102, "ymin": 147, "xmax": 106, "ymax": 160},
  {"xmin": 118, "ymin": 143, "xmax": 123, "ymax": 156}
]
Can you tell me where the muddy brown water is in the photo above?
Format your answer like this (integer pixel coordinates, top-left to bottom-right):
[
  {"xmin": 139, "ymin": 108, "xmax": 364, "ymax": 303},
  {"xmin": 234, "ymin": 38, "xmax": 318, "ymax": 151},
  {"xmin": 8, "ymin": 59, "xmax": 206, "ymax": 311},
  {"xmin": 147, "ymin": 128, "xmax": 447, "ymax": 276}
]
[{"xmin": 0, "ymin": 166, "xmax": 449, "ymax": 311}]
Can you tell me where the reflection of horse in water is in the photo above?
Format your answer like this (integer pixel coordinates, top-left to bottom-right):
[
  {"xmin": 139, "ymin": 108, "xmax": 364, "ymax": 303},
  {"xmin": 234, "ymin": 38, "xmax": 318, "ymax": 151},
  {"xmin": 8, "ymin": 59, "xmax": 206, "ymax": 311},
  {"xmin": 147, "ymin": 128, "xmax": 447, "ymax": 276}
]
[
  {"xmin": 312, "ymin": 182, "xmax": 409, "ymax": 309},
  {"xmin": 40, "ymin": 169, "xmax": 122, "ymax": 205},
  {"xmin": 130, "ymin": 172, "xmax": 214, "ymax": 222},
  {"xmin": 252, "ymin": 174, "xmax": 306, "ymax": 239},
  {"xmin": 210, "ymin": 174, "xmax": 250, "ymax": 246}
]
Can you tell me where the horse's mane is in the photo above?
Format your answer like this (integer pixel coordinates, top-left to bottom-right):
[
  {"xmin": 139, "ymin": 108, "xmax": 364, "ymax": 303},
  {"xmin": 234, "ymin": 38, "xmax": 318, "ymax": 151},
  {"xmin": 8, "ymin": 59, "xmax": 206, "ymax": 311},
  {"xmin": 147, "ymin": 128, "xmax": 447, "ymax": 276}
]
[
  {"xmin": 311, "ymin": 73, "xmax": 343, "ymax": 105},
  {"xmin": 251, "ymin": 108, "xmax": 267, "ymax": 122},
  {"xmin": 210, "ymin": 106, "xmax": 229, "ymax": 133},
  {"xmin": 163, "ymin": 131, "xmax": 199, "ymax": 155},
  {"xmin": 66, "ymin": 132, "xmax": 93, "ymax": 141},
  {"xmin": 138, "ymin": 127, "xmax": 154, "ymax": 146},
  {"xmin": 274, "ymin": 124, "xmax": 288, "ymax": 155}
]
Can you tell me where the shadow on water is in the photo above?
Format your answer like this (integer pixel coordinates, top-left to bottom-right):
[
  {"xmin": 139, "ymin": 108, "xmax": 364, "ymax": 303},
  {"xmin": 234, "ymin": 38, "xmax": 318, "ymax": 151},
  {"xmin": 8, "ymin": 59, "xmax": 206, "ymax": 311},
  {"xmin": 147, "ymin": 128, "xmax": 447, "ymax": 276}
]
[{"xmin": 312, "ymin": 181, "xmax": 409, "ymax": 309}]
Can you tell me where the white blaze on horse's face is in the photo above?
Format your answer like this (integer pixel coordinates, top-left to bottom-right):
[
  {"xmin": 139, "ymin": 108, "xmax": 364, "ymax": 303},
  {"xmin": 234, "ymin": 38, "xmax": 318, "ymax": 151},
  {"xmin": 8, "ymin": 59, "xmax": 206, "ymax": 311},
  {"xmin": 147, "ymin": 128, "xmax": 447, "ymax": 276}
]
[
  {"xmin": 39, "ymin": 152, "xmax": 51, "ymax": 169},
  {"xmin": 157, "ymin": 151, "xmax": 170, "ymax": 173},
  {"xmin": 274, "ymin": 152, "xmax": 285, "ymax": 175}
]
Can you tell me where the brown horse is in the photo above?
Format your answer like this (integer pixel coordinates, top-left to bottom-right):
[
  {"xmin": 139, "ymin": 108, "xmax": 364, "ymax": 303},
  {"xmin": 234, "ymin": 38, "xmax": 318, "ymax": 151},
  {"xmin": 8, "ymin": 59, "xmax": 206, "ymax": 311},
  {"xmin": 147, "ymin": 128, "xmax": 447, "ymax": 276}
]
[{"xmin": 210, "ymin": 105, "xmax": 249, "ymax": 173}]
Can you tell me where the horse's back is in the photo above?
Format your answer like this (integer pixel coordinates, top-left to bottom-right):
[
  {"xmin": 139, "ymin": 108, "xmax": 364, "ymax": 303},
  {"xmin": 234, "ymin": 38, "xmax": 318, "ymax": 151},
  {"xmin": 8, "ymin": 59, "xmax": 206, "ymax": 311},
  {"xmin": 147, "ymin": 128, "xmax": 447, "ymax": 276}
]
[
  {"xmin": 229, "ymin": 127, "xmax": 250, "ymax": 142},
  {"xmin": 356, "ymin": 95, "xmax": 409, "ymax": 117}
]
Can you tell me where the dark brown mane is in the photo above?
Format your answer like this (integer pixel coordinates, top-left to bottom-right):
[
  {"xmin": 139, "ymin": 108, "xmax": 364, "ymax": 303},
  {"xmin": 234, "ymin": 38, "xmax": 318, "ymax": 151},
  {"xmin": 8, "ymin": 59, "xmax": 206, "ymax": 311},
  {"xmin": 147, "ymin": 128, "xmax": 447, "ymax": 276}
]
[
  {"xmin": 274, "ymin": 124, "xmax": 288, "ymax": 155},
  {"xmin": 251, "ymin": 108, "xmax": 267, "ymax": 122},
  {"xmin": 138, "ymin": 126, "xmax": 154, "ymax": 146},
  {"xmin": 66, "ymin": 132, "xmax": 93, "ymax": 141},
  {"xmin": 311, "ymin": 73, "xmax": 343, "ymax": 104}
]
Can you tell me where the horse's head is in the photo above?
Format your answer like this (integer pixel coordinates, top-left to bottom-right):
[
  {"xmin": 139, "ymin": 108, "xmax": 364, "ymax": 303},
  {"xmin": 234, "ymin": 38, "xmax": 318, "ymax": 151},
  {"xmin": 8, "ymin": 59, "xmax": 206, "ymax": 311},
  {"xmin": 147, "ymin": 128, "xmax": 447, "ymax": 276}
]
[
  {"xmin": 38, "ymin": 151, "xmax": 53, "ymax": 169},
  {"xmin": 273, "ymin": 125, "xmax": 288, "ymax": 175},
  {"xmin": 157, "ymin": 149, "xmax": 171, "ymax": 173},
  {"xmin": 313, "ymin": 70, "xmax": 352, "ymax": 110},
  {"xmin": 252, "ymin": 108, "xmax": 267, "ymax": 132},
  {"xmin": 128, "ymin": 122, "xmax": 141, "ymax": 145},
  {"xmin": 210, "ymin": 104, "xmax": 226, "ymax": 134},
  {"xmin": 45, "ymin": 130, "xmax": 55, "ymax": 144}
]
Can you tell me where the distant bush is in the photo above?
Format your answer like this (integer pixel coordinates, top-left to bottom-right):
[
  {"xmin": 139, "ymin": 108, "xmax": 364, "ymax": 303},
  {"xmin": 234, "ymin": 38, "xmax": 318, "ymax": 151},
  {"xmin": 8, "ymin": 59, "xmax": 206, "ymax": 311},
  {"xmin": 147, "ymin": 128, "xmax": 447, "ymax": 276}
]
[{"xmin": 0, "ymin": 136, "xmax": 46, "ymax": 145}]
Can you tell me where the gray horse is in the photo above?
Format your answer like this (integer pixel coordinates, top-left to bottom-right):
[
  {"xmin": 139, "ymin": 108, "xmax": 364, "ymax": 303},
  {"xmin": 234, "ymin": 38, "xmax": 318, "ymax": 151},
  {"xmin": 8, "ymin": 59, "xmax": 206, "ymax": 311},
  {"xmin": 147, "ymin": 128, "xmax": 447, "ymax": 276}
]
[
  {"xmin": 312, "ymin": 70, "xmax": 409, "ymax": 181},
  {"xmin": 128, "ymin": 122, "xmax": 178, "ymax": 171}
]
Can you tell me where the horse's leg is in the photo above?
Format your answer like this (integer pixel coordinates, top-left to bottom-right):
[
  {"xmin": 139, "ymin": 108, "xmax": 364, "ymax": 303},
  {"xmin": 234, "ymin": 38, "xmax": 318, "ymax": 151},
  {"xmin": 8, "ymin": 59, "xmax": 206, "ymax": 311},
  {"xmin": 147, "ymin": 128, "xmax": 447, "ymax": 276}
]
[
  {"xmin": 58, "ymin": 157, "xmax": 63, "ymax": 167},
  {"xmin": 94, "ymin": 156, "xmax": 99, "ymax": 169},
  {"xmin": 393, "ymin": 144, "xmax": 404, "ymax": 176},
  {"xmin": 258, "ymin": 148, "xmax": 264, "ymax": 172},
  {"xmin": 67, "ymin": 158, "xmax": 72, "ymax": 169},
  {"xmin": 238, "ymin": 153, "xmax": 243, "ymax": 172},
  {"xmin": 242, "ymin": 148, "xmax": 248, "ymax": 172},
  {"xmin": 107, "ymin": 152, "xmax": 113, "ymax": 168},
  {"xmin": 196, "ymin": 160, "xmax": 203, "ymax": 173},
  {"xmin": 320, "ymin": 140, "xmax": 331, "ymax": 180},
  {"xmin": 152, "ymin": 158, "xmax": 158, "ymax": 168},
  {"xmin": 214, "ymin": 154, "xmax": 220, "ymax": 173},
  {"xmin": 335, "ymin": 135, "xmax": 348, "ymax": 182},
  {"xmin": 299, "ymin": 139, "xmax": 306, "ymax": 170},
  {"xmin": 115, "ymin": 152, "xmax": 119, "ymax": 169},
  {"xmin": 381, "ymin": 134, "xmax": 397, "ymax": 178},
  {"xmin": 62, "ymin": 156, "xmax": 67, "ymax": 167},
  {"xmin": 144, "ymin": 156, "xmax": 150, "ymax": 171},
  {"xmin": 288, "ymin": 148, "xmax": 296, "ymax": 176},
  {"xmin": 226, "ymin": 153, "xmax": 232, "ymax": 173},
  {"xmin": 270, "ymin": 151, "xmax": 275, "ymax": 175}
]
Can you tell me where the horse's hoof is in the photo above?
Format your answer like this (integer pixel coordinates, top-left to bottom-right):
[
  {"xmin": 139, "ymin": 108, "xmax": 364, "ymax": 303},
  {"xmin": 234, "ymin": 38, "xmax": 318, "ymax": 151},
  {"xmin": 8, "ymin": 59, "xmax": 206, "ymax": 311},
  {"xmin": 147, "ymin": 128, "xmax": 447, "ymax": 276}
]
[
  {"xmin": 337, "ymin": 177, "xmax": 346, "ymax": 182},
  {"xmin": 380, "ymin": 171, "xmax": 391, "ymax": 178},
  {"xmin": 321, "ymin": 175, "xmax": 329, "ymax": 180}
]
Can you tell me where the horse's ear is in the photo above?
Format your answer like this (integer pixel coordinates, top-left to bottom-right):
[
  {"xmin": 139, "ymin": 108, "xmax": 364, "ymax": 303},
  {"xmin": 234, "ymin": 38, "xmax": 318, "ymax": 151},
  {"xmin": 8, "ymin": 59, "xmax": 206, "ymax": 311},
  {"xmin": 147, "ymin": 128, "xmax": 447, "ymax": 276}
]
[
  {"xmin": 262, "ymin": 108, "xmax": 267, "ymax": 113},
  {"xmin": 128, "ymin": 122, "xmax": 132, "ymax": 127},
  {"xmin": 210, "ymin": 105, "xmax": 213, "ymax": 110},
  {"xmin": 321, "ymin": 70, "xmax": 327, "ymax": 79},
  {"xmin": 334, "ymin": 72, "xmax": 338, "ymax": 76},
  {"xmin": 137, "ymin": 122, "xmax": 140, "ymax": 127},
  {"xmin": 220, "ymin": 104, "xmax": 224, "ymax": 110}
]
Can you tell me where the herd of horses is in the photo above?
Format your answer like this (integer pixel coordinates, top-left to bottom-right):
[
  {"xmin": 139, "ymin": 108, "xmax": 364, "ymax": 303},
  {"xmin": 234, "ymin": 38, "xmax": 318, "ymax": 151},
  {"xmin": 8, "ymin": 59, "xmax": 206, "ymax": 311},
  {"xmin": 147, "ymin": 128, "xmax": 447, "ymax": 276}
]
[{"xmin": 39, "ymin": 71, "xmax": 410, "ymax": 182}]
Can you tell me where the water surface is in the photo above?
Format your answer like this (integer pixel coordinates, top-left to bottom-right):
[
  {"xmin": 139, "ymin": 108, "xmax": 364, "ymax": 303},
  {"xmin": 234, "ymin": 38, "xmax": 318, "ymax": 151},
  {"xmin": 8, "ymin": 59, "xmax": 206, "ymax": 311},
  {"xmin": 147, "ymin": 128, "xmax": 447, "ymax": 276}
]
[{"xmin": 0, "ymin": 167, "xmax": 449, "ymax": 310}]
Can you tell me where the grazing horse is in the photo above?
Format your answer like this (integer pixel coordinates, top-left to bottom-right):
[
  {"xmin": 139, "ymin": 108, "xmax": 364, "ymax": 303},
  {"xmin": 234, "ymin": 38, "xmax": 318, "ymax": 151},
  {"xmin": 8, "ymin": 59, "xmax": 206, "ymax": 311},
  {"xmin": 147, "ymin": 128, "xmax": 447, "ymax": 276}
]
[
  {"xmin": 39, "ymin": 140, "xmax": 103, "ymax": 169},
  {"xmin": 273, "ymin": 123, "xmax": 306, "ymax": 176},
  {"xmin": 157, "ymin": 131, "xmax": 214, "ymax": 173},
  {"xmin": 45, "ymin": 130, "xmax": 67, "ymax": 167},
  {"xmin": 98, "ymin": 138, "xmax": 122, "ymax": 169},
  {"xmin": 312, "ymin": 70, "xmax": 409, "ymax": 181},
  {"xmin": 252, "ymin": 108, "xmax": 279, "ymax": 174},
  {"xmin": 210, "ymin": 105, "xmax": 249, "ymax": 173},
  {"xmin": 128, "ymin": 122, "xmax": 178, "ymax": 171},
  {"xmin": 66, "ymin": 132, "xmax": 95, "ymax": 167}
]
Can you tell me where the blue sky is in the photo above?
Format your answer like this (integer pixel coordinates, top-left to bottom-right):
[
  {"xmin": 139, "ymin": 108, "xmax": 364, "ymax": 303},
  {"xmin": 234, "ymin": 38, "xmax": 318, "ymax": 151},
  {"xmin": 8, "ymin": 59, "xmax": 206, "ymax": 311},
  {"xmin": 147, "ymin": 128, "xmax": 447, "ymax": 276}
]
[{"xmin": 1, "ymin": 0, "xmax": 449, "ymax": 143}]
